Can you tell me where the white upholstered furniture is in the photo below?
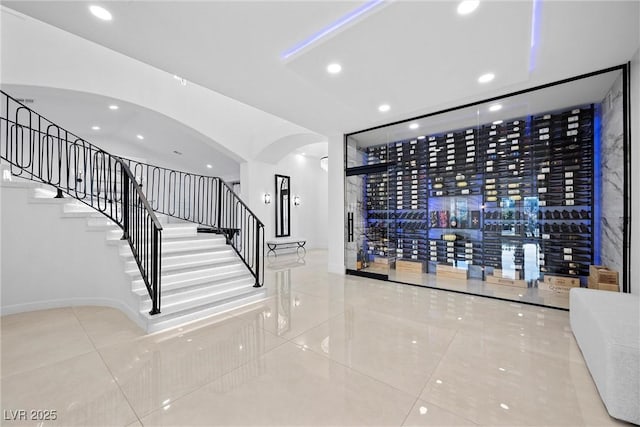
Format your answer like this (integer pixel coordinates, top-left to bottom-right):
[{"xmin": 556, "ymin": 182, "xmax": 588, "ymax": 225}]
[{"xmin": 570, "ymin": 288, "xmax": 640, "ymax": 425}]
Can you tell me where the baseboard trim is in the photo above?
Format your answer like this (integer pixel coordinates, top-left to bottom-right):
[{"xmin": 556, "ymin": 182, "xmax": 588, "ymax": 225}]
[{"xmin": 0, "ymin": 297, "xmax": 145, "ymax": 330}]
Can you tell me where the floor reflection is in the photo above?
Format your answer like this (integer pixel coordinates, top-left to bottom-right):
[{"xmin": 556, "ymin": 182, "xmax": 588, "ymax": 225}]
[
  {"xmin": 266, "ymin": 252, "xmax": 306, "ymax": 270},
  {"xmin": 388, "ymin": 269, "xmax": 569, "ymax": 309}
]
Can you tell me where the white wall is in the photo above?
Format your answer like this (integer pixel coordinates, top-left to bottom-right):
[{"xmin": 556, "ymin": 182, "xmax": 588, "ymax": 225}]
[
  {"xmin": 0, "ymin": 7, "xmax": 322, "ymax": 163},
  {"xmin": 240, "ymin": 154, "xmax": 328, "ymax": 249},
  {"xmin": 327, "ymin": 134, "xmax": 345, "ymax": 274},
  {"xmin": 0, "ymin": 182, "xmax": 143, "ymax": 327},
  {"xmin": 631, "ymin": 47, "xmax": 640, "ymax": 295}
]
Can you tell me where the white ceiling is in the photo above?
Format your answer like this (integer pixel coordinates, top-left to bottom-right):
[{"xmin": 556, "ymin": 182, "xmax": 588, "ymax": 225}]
[
  {"xmin": 351, "ymin": 69, "xmax": 622, "ymax": 146},
  {"xmin": 2, "ymin": 85, "xmax": 241, "ymax": 179},
  {"xmin": 2, "ymin": 1, "xmax": 639, "ymax": 149}
]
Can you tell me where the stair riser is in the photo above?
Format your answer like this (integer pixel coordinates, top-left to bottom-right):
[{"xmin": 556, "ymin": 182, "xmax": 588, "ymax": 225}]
[
  {"xmin": 138, "ymin": 280, "xmax": 255, "ymax": 312},
  {"xmin": 132, "ymin": 268, "xmax": 251, "ymax": 296},
  {"xmin": 107, "ymin": 227, "xmax": 198, "ymax": 241},
  {"xmin": 119, "ymin": 240, "xmax": 228, "ymax": 257},
  {"xmin": 145, "ymin": 290, "xmax": 267, "ymax": 333},
  {"xmin": 157, "ymin": 276, "xmax": 254, "ymax": 298},
  {"xmin": 125, "ymin": 256, "xmax": 240, "ymax": 276},
  {"xmin": 119, "ymin": 241, "xmax": 233, "ymax": 263},
  {"xmin": 129, "ymin": 248, "xmax": 233, "ymax": 263},
  {"xmin": 131, "ymin": 263, "xmax": 247, "ymax": 290}
]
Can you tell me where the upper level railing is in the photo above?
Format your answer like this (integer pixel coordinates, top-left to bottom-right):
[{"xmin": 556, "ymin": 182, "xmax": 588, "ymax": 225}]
[
  {"xmin": 0, "ymin": 90, "xmax": 164, "ymax": 313},
  {"xmin": 1, "ymin": 90, "xmax": 264, "ymax": 289}
]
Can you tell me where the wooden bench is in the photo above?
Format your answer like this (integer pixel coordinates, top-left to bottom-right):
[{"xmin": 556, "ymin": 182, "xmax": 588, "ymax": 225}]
[{"xmin": 266, "ymin": 239, "xmax": 306, "ymax": 257}]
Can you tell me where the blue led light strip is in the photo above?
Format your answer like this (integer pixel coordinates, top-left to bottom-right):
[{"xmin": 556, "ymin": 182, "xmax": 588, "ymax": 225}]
[
  {"xmin": 281, "ymin": 0, "xmax": 386, "ymax": 60},
  {"xmin": 593, "ymin": 105, "xmax": 602, "ymax": 265},
  {"xmin": 529, "ymin": 0, "xmax": 542, "ymax": 72}
]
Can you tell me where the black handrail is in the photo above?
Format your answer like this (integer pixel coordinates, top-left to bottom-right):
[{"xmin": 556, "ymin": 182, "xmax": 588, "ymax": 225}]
[
  {"xmin": 0, "ymin": 88, "xmax": 264, "ymax": 290},
  {"xmin": 1, "ymin": 91, "xmax": 164, "ymax": 314},
  {"xmin": 122, "ymin": 159, "xmax": 264, "ymax": 286}
]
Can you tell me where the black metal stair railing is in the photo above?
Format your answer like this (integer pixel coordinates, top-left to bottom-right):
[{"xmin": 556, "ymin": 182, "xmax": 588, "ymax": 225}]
[
  {"xmin": 0, "ymin": 91, "xmax": 163, "ymax": 313},
  {"xmin": 0, "ymin": 89, "xmax": 264, "ymax": 302},
  {"xmin": 121, "ymin": 159, "xmax": 265, "ymax": 287}
]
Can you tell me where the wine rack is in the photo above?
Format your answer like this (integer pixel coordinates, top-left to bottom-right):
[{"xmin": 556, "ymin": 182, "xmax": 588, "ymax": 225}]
[
  {"xmin": 360, "ymin": 104, "xmax": 595, "ymax": 285},
  {"xmin": 391, "ymin": 139, "xmax": 428, "ymax": 261}
]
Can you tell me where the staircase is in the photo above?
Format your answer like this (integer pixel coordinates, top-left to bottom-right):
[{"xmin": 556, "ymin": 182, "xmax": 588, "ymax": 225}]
[
  {"xmin": 116, "ymin": 228, "xmax": 265, "ymax": 332},
  {"xmin": 0, "ymin": 90, "xmax": 266, "ymax": 332}
]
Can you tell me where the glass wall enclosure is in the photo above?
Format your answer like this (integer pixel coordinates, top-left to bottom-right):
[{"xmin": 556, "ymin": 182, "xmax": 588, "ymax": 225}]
[{"xmin": 344, "ymin": 67, "xmax": 629, "ymax": 309}]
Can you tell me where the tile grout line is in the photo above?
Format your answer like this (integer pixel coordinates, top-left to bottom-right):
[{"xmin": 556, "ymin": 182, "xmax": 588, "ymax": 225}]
[
  {"xmin": 129, "ymin": 323, "xmax": 293, "ymax": 423},
  {"xmin": 0, "ymin": 308, "xmax": 93, "ymax": 381},
  {"xmin": 410, "ymin": 326, "xmax": 489, "ymax": 427},
  {"xmin": 71, "ymin": 307, "xmax": 144, "ymax": 427},
  {"xmin": 93, "ymin": 347, "xmax": 145, "ymax": 427},
  {"xmin": 398, "ymin": 395, "xmax": 422, "ymax": 427},
  {"xmin": 397, "ymin": 328, "xmax": 462, "ymax": 427},
  {"xmin": 70, "ymin": 306, "xmax": 100, "ymax": 352},
  {"xmin": 131, "ymin": 301, "xmax": 349, "ymax": 422},
  {"xmin": 280, "ymin": 309, "xmax": 445, "ymax": 413}
]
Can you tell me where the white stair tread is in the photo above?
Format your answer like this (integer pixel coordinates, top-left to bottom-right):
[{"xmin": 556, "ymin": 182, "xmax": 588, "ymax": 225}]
[
  {"xmin": 29, "ymin": 187, "xmax": 66, "ymax": 202},
  {"xmin": 133, "ymin": 268, "xmax": 252, "ymax": 296},
  {"xmin": 147, "ymin": 280, "xmax": 255, "ymax": 314},
  {"xmin": 1, "ymin": 171, "xmax": 38, "ymax": 187},
  {"xmin": 140, "ymin": 283, "xmax": 260, "ymax": 321},
  {"xmin": 64, "ymin": 202, "xmax": 97, "ymax": 213},
  {"xmin": 127, "ymin": 247, "xmax": 233, "ymax": 266},
  {"xmin": 139, "ymin": 275, "xmax": 255, "ymax": 308},
  {"xmin": 132, "ymin": 263, "xmax": 248, "ymax": 291},
  {"xmin": 33, "ymin": 187, "xmax": 58, "ymax": 197},
  {"xmin": 118, "ymin": 235, "xmax": 227, "ymax": 257},
  {"xmin": 146, "ymin": 290, "xmax": 266, "ymax": 333},
  {"xmin": 87, "ymin": 217, "xmax": 120, "ymax": 230},
  {"xmin": 125, "ymin": 252, "xmax": 238, "ymax": 275},
  {"xmin": 107, "ymin": 223, "xmax": 197, "ymax": 241}
]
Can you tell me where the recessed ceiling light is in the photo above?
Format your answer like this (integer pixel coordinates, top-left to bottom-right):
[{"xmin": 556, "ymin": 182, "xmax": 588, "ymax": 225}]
[
  {"xmin": 489, "ymin": 104, "xmax": 502, "ymax": 112},
  {"xmin": 378, "ymin": 104, "xmax": 390, "ymax": 112},
  {"xmin": 89, "ymin": 5, "xmax": 112, "ymax": 21},
  {"xmin": 109, "ymin": 105, "xmax": 118, "ymax": 110},
  {"xmin": 478, "ymin": 72, "xmax": 495, "ymax": 83},
  {"xmin": 206, "ymin": 164, "xmax": 212, "ymax": 169},
  {"xmin": 492, "ymin": 120, "xmax": 503, "ymax": 125},
  {"xmin": 457, "ymin": 0, "xmax": 480, "ymax": 15},
  {"xmin": 91, "ymin": 126, "xmax": 100, "ymax": 130},
  {"xmin": 409, "ymin": 123, "xmax": 419, "ymax": 130},
  {"xmin": 327, "ymin": 63, "xmax": 342, "ymax": 74},
  {"xmin": 136, "ymin": 134, "xmax": 144, "ymax": 140}
]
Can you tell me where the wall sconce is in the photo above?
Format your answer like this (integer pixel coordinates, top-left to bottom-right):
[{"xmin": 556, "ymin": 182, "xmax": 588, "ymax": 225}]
[
  {"xmin": 293, "ymin": 195, "xmax": 301, "ymax": 206},
  {"xmin": 320, "ymin": 156, "xmax": 328, "ymax": 171},
  {"xmin": 264, "ymin": 193, "xmax": 271, "ymax": 204}
]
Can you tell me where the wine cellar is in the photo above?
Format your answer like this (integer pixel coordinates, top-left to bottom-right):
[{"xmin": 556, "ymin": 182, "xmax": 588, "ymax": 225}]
[{"xmin": 354, "ymin": 104, "xmax": 596, "ymax": 289}]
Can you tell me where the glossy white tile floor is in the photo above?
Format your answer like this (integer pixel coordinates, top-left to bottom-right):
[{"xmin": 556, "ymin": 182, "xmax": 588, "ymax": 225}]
[{"xmin": 0, "ymin": 250, "xmax": 625, "ymax": 426}]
